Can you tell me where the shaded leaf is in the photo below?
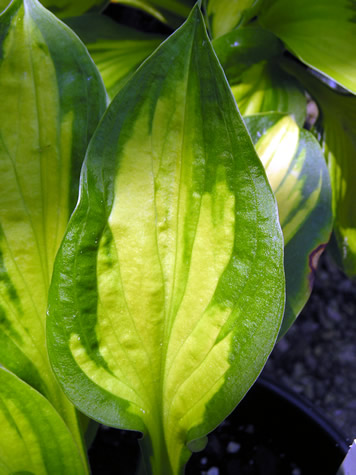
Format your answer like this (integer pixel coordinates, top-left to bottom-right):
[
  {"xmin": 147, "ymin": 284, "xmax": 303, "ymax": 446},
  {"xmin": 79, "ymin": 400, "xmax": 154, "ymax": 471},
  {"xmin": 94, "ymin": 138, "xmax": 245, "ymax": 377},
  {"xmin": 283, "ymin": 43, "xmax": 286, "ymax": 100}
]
[
  {"xmin": 66, "ymin": 13, "xmax": 163, "ymax": 99},
  {"xmin": 212, "ymin": 26, "xmax": 284, "ymax": 84},
  {"xmin": 283, "ymin": 59, "xmax": 356, "ymax": 278},
  {"xmin": 0, "ymin": 0, "xmax": 106, "ymax": 457},
  {"xmin": 259, "ymin": 0, "xmax": 356, "ymax": 94},
  {"xmin": 245, "ymin": 114, "xmax": 332, "ymax": 336},
  {"xmin": 231, "ymin": 60, "xmax": 306, "ymax": 127},
  {"xmin": 48, "ymin": 6, "xmax": 284, "ymax": 475},
  {"xmin": 0, "ymin": 369, "xmax": 87, "ymax": 475},
  {"xmin": 111, "ymin": 0, "xmax": 194, "ymax": 28},
  {"xmin": 206, "ymin": 0, "xmax": 261, "ymax": 38}
]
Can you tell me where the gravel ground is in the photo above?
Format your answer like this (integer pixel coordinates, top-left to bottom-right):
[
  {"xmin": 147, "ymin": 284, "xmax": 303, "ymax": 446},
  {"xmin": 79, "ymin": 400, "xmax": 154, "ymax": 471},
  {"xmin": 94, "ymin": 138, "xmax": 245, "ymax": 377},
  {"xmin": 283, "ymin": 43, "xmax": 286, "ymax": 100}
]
[{"xmin": 263, "ymin": 250, "xmax": 356, "ymax": 443}]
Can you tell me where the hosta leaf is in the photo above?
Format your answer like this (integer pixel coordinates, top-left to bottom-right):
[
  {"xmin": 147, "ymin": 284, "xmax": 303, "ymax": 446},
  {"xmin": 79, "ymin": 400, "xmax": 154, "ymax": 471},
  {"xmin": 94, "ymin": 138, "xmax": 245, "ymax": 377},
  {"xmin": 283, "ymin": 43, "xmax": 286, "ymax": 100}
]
[
  {"xmin": 259, "ymin": 0, "xmax": 356, "ymax": 94},
  {"xmin": 47, "ymin": 5, "xmax": 285, "ymax": 475},
  {"xmin": 111, "ymin": 0, "xmax": 194, "ymax": 28},
  {"xmin": 284, "ymin": 61, "xmax": 356, "ymax": 277},
  {"xmin": 231, "ymin": 61, "xmax": 306, "ymax": 127},
  {"xmin": 1, "ymin": 0, "xmax": 109, "ymax": 17},
  {"xmin": 0, "ymin": 369, "xmax": 87, "ymax": 475},
  {"xmin": 212, "ymin": 26, "xmax": 284, "ymax": 84},
  {"xmin": 245, "ymin": 114, "xmax": 332, "ymax": 336},
  {"xmin": 42, "ymin": 0, "xmax": 109, "ymax": 17},
  {"xmin": 206, "ymin": 0, "xmax": 261, "ymax": 38},
  {"xmin": 1, "ymin": 0, "xmax": 11, "ymax": 12},
  {"xmin": 0, "ymin": 0, "xmax": 106, "ymax": 456},
  {"xmin": 66, "ymin": 13, "xmax": 163, "ymax": 99}
]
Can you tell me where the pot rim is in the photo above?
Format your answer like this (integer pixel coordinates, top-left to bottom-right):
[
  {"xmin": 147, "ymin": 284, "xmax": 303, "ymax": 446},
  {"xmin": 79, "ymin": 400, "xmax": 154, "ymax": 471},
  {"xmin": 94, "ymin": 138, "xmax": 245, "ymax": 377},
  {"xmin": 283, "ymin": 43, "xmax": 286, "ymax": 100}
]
[{"xmin": 257, "ymin": 374, "xmax": 351, "ymax": 454}]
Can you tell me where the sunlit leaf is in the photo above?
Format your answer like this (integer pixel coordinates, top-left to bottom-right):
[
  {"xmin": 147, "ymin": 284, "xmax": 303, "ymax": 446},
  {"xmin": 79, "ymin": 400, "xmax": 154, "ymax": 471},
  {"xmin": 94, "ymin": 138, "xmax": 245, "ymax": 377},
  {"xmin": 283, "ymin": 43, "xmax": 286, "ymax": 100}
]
[
  {"xmin": 212, "ymin": 26, "xmax": 283, "ymax": 84},
  {"xmin": 0, "ymin": 369, "xmax": 87, "ymax": 475},
  {"xmin": 283, "ymin": 60, "xmax": 356, "ymax": 277},
  {"xmin": 66, "ymin": 13, "xmax": 163, "ymax": 99},
  {"xmin": 206, "ymin": 0, "xmax": 261, "ymax": 38},
  {"xmin": 47, "ymin": 6, "xmax": 284, "ymax": 475},
  {"xmin": 245, "ymin": 113, "xmax": 332, "ymax": 336},
  {"xmin": 259, "ymin": 0, "xmax": 356, "ymax": 94},
  {"xmin": 111, "ymin": 0, "xmax": 194, "ymax": 28},
  {"xmin": 231, "ymin": 61, "xmax": 306, "ymax": 127},
  {"xmin": 1, "ymin": 0, "xmax": 108, "ymax": 17},
  {"xmin": 0, "ymin": 0, "xmax": 106, "ymax": 457}
]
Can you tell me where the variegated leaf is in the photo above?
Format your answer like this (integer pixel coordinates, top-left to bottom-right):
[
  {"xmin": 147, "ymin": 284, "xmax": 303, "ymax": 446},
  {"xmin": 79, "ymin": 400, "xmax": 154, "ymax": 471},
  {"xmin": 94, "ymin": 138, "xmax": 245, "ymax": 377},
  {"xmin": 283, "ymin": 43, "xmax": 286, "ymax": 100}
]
[
  {"xmin": 212, "ymin": 26, "xmax": 284, "ymax": 84},
  {"xmin": 1, "ymin": 0, "xmax": 108, "ymax": 17},
  {"xmin": 259, "ymin": 0, "xmax": 356, "ymax": 94},
  {"xmin": 231, "ymin": 61, "xmax": 307, "ymax": 127},
  {"xmin": 66, "ymin": 13, "xmax": 163, "ymax": 99},
  {"xmin": 283, "ymin": 60, "xmax": 356, "ymax": 278},
  {"xmin": 0, "ymin": 369, "xmax": 87, "ymax": 474},
  {"xmin": 0, "ymin": 0, "xmax": 107, "ymax": 458},
  {"xmin": 47, "ymin": 6, "xmax": 285, "ymax": 475},
  {"xmin": 245, "ymin": 113, "xmax": 332, "ymax": 336}
]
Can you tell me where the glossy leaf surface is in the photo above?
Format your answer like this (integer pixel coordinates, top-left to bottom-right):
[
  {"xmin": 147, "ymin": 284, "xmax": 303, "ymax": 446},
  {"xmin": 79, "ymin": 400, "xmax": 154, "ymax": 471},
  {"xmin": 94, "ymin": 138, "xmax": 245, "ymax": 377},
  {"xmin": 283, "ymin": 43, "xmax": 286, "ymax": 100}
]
[
  {"xmin": 206, "ymin": 0, "xmax": 260, "ymax": 38},
  {"xmin": 245, "ymin": 114, "xmax": 332, "ymax": 336},
  {"xmin": 0, "ymin": 369, "xmax": 87, "ymax": 475},
  {"xmin": 259, "ymin": 0, "xmax": 356, "ymax": 94},
  {"xmin": 48, "ymin": 6, "xmax": 284, "ymax": 474},
  {"xmin": 231, "ymin": 61, "xmax": 306, "ymax": 127},
  {"xmin": 66, "ymin": 14, "xmax": 163, "ymax": 99},
  {"xmin": 111, "ymin": 0, "xmax": 194, "ymax": 27},
  {"xmin": 0, "ymin": 0, "xmax": 106, "ymax": 455},
  {"xmin": 285, "ymin": 61, "xmax": 356, "ymax": 277},
  {"xmin": 212, "ymin": 26, "xmax": 283, "ymax": 84},
  {"xmin": 1, "ymin": 0, "xmax": 108, "ymax": 17}
]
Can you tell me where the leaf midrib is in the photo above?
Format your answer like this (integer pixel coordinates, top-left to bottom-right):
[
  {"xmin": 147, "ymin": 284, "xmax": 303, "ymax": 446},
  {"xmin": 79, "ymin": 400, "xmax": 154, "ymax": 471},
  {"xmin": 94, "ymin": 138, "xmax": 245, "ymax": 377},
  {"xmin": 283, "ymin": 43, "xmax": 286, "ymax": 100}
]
[{"xmin": 157, "ymin": 19, "xmax": 198, "ymax": 419}]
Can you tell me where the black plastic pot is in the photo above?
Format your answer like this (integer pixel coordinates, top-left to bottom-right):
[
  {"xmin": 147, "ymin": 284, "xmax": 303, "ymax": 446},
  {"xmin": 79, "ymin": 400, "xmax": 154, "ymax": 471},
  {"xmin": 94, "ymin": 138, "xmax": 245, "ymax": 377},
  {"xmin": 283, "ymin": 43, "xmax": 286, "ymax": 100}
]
[{"xmin": 88, "ymin": 376, "xmax": 349, "ymax": 474}]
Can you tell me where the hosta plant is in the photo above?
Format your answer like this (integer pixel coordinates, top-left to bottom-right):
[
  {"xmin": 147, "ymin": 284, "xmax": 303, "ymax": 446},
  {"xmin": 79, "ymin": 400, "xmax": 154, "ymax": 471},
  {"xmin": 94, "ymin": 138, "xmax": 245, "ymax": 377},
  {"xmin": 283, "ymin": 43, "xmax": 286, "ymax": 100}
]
[{"xmin": 0, "ymin": 0, "xmax": 353, "ymax": 473}]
